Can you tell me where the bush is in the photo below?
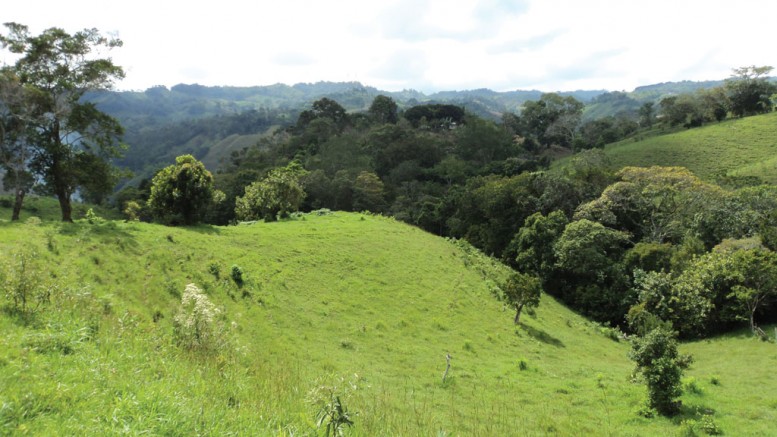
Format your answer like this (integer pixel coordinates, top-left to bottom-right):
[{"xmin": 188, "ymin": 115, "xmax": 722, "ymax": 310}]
[
  {"xmin": 2, "ymin": 249, "xmax": 53, "ymax": 314},
  {"xmin": 628, "ymin": 327, "xmax": 690, "ymax": 415},
  {"xmin": 172, "ymin": 283, "xmax": 223, "ymax": 352},
  {"xmin": 208, "ymin": 263, "xmax": 221, "ymax": 280},
  {"xmin": 84, "ymin": 208, "xmax": 102, "ymax": 224},
  {"xmin": 230, "ymin": 265, "xmax": 244, "ymax": 287}
]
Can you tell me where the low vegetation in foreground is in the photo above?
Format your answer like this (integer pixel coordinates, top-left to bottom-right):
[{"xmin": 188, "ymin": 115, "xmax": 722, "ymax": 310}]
[{"xmin": 1, "ymin": 211, "xmax": 775, "ymax": 435}]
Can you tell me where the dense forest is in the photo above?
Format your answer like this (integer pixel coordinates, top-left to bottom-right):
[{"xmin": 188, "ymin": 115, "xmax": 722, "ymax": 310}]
[{"xmin": 103, "ymin": 65, "xmax": 777, "ymax": 341}]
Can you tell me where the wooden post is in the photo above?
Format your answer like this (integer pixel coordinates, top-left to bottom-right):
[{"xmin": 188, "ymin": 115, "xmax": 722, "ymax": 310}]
[{"xmin": 442, "ymin": 353, "xmax": 452, "ymax": 382}]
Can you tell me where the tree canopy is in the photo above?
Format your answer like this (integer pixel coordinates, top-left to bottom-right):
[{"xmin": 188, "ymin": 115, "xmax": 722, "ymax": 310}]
[{"xmin": 0, "ymin": 22, "xmax": 125, "ymax": 221}]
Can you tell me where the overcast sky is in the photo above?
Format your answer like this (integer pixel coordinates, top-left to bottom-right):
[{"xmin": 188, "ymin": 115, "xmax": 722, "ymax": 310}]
[{"xmin": 4, "ymin": 0, "xmax": 776, "ymax": 93}]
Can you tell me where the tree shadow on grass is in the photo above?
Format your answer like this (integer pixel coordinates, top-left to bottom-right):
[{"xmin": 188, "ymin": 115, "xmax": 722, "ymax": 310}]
[
  {"xmin": 56, "ymin": 221, "xmax": 139, "ymax": 250},
  {"xmin": 671, "ymin": 402, "xmax": 718, "ymax": 426},
  {"xmin": 187, "ymin": 224, "xmax": 221, "ymax": 235},
  {"xmin": 518, "ymin": 323, "xmax": 565, "ymax": 348}
]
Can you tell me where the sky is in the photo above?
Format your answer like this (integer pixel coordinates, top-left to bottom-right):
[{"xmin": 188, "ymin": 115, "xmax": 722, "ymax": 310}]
[{"xmin": 3, "ymin": 0, "xmax": 777, "ymax": 93}]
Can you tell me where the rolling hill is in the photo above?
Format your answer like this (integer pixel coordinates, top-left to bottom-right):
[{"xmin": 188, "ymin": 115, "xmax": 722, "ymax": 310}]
[
  {"xmin": 0, "ymin": 207, "xmax": 774, "ymax": 435},
  {"xmin": 553, "ymin": 112, "xmax": 777, "ymax": 185}
]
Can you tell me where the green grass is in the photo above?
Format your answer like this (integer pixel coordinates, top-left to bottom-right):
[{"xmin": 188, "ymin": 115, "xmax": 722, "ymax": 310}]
[
  {"xmin": 557, "ymin": 112, "xmax": 777, "ymax": 183},
  {"xmin": 0, "ymin": 195, "xmax": 122, "ymax": 223},
  {"xmin": 0, "ymin": 212, "xmax": 774, "ymax": 435}
]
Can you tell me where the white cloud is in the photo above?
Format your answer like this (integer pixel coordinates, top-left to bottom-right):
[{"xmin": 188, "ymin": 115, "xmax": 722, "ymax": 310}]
[{"xmin": 4, "ymin": 0, "xmax": 777, "ymax": 92}]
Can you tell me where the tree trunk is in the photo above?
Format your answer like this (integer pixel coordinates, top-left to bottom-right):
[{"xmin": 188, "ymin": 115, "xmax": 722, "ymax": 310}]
[
  {"xmin": 514, "ymin": 303, "xmax": 525, "ymax": 324},
  {"xmin": 57, "ymin": 190, "xmax": 73, "ymax": 222},
  {"xmin": 750, "ymin": 309, "xmax": 756, "ymax": 335},
  {"xmin": 11, "ymin": 189, "xmax": 25, "ymax": 221}
]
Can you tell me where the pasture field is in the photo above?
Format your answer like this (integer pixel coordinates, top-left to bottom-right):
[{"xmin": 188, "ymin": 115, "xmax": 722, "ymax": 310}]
[{"xmin": 0, "ymin": 210, "xmax": 775, "ymax": 435}]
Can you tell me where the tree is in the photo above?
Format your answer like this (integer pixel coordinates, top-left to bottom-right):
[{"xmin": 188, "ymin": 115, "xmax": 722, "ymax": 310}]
[
  {"xmin": 0, "ymin": 69, "xmax": 35, "ymax": 220},
  {"xmin": 575, "ymin": 166, "xmax": 723, "ymax": 244},
  {"xmin": 629, "ymin": 327, "xmax": 690, "ymax": 416},
  {"xmin": 726, "ymin": 65, "xmax": 776, "ymax": 117},
  {"xmin": 0, "ymin": 23, "xmax": 126, "ymax": 222},
  {"xmin": 638, "ymin": 102, "xmax": 655, "ymax": 128},
  {"xmin": 296, "ymin": 97, "xmax": 349, "ymax": 132},
  {"xmin": 519, "ymin": 93, "xmax": 583, "ymax": 148},
  {"xmin": 718, "ymin": 246, "xmax": 777, "ymax": 334},
  {"xmin": 147, "ymin": 155, "xmax": 216, "ymax": 225},
  {"xmin": 235, "ymin": 162, "xmax": 307, "ymax": 221},
  {"xmin": 553, "ymin": 219, "xmax": 632, "ymax": 323},
  {"xmin": 510, "ymin": 210, "xmax": 568, "ymax": 281},
  {"xmin": 500, "ymin": 271, "xmax": 542, "ymax": 324},
  {"xmin": 368, "ymin": 95, "xmax": 398, "ymax": 124},
  {"xmin": 352, "ymin": 171, "xmax": 386, "ymax": 212}
]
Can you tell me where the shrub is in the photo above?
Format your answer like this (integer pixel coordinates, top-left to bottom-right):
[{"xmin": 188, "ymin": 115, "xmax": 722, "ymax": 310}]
[
  {"xmin": 123, "ymin": 200, "xmax": 142, "ymax": 221},
  {"xmin": 208, "ymin": 263, "xmax": 221, "ymax": 280},
  {"xmin": 172, "ymin": 283, "xmax": 223, "ymax": 352},
  {"xmin": 2, "ymin": 249, "xmax": 53, "ymax": 314},
  {"xmin": 629, "ymin": 327, "xmax": 691, "ymax": 415},
  {"xmin": 230, "ymin": 265, "xmax": 244, "ymax": 287},
  {"xmin": 84, "ymin": 208, "xmax": 102, "ymax": 224},
  {"xmin": 307, "ymin": 376, "xmax": 357, "ymax": 436}
]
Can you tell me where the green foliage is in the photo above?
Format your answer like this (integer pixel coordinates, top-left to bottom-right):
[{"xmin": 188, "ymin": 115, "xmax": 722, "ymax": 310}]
[
  {"xmin": 553, "ymin": 219, "xmax": 632, "ymax": 323},
  {"xmin": 230, "ymin": 265, "xmax": 244, "ymax": 287},
  {"xmin": 510, "ymin": 210, "xmax": 568, "ymax": 279},
  {"xmin": 367, "ymin": 95, "xmax": 398, "ymax": 124},
  {"xmin": 84, "ymin": 208, "xmax": 102, "ymax": 225},
  {"xmin": 0, "ymin": 22, "xmax": 125, "ymax": 222},
  {"xmin": 208, "ymin": 263, "xmax": 221, "ymax": 280},
  {"xmin": 352, "ymin": 171, "xmax": 386, "ymax": 213},
  {"xmin": 726, "ymin": 66, "xmax": 776, "ymax": 117},
  {"xmin": 629, "ymin": 328, "xmax": 689, "ymax": 415},
  {"xmin": 147, "ymin": 155, "xmax": 215, "ymax": 226},
  {"xmin": 234, "ymin": 162, "xmax": 307, "ymax": 221},
  {"xmin": 499, "ymin": 271, "xmax": 542, "ymax": 324},
  {"xmin": 307, "ymin": 377, "xmax": 356, "ymax": 436},
  {"xmin": 575, "ymin": 166, "xmax": 723, "ymax": 244},
  {"xmin": 2, "ymin": 249, "xmax": 52, "ymax": 314},
  {"xmin": 122, "ymin": 200, "xmax": 142, "ymax": 222}
]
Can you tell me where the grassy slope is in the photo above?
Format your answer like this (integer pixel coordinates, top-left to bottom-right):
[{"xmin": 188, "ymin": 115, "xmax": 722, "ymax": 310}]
[
  {"xmin": 558, "ymin": 112, "xmax": 777, "ymax": 183},
  {"xmin": 0, "ymin": 212, "xmax": 775, "ymax": 435}
]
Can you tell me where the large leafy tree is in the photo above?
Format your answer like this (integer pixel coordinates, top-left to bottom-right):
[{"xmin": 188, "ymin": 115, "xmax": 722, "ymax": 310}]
[
  {"xmin": 368, "ymin": 95, "xmax": 398, "ymax": 124},
  {"xmin": 0, "ymin": 23, "xmax": 125, "ymax": 221},
  {"xmin": 148, "ymin": 155, "xmax": 216, "ymax": 226},
  {"xmin": 0, "ymin": 69, "xmax": 36, "ymax": 220},
  {"xmin": 553, "ymin": 219, "xmax": 632, "ymax": 323},
  {"xmin": 235, "ymin": 162, "xmax": 307, "ymax": 221},
  {"xmin": 726, "ymin": 65, "xmax": 776, "ymax": 117}
]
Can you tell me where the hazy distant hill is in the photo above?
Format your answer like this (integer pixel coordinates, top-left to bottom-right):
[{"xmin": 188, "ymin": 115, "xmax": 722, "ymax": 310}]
[{"xmin": 87, "ymin": 78, "xmax": 744, "ymax": 183}]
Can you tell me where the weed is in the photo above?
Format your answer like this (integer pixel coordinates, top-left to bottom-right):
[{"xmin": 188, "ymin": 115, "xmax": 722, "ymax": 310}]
[
  {"xmin": 173, "ymin": 283, "xmax": 224, "ymax": 352},
  {"xmin": 307, "ymin": 376, "xmax": 358, "ymax": 436},
  {"xmin": 85, "ymin": 208, "xmax": 103, "ymax": 224},
  {"xmin": 2, "ymin": 249, "xmax": 53, "ymax": 314},
  {"xmin": 230, "ymin": 265, "xmax": 244, "ymax": 287},
  {"xmin": 208, "ymin": 262, "xmax": 221, "ymax": 279},
  {"xmin": 340, "ymin": 339, "xmax": 354, "ymax": 350},
  {"xmin": 683, "ymin": 376, "xmax": 703, "ymax": 395}
]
